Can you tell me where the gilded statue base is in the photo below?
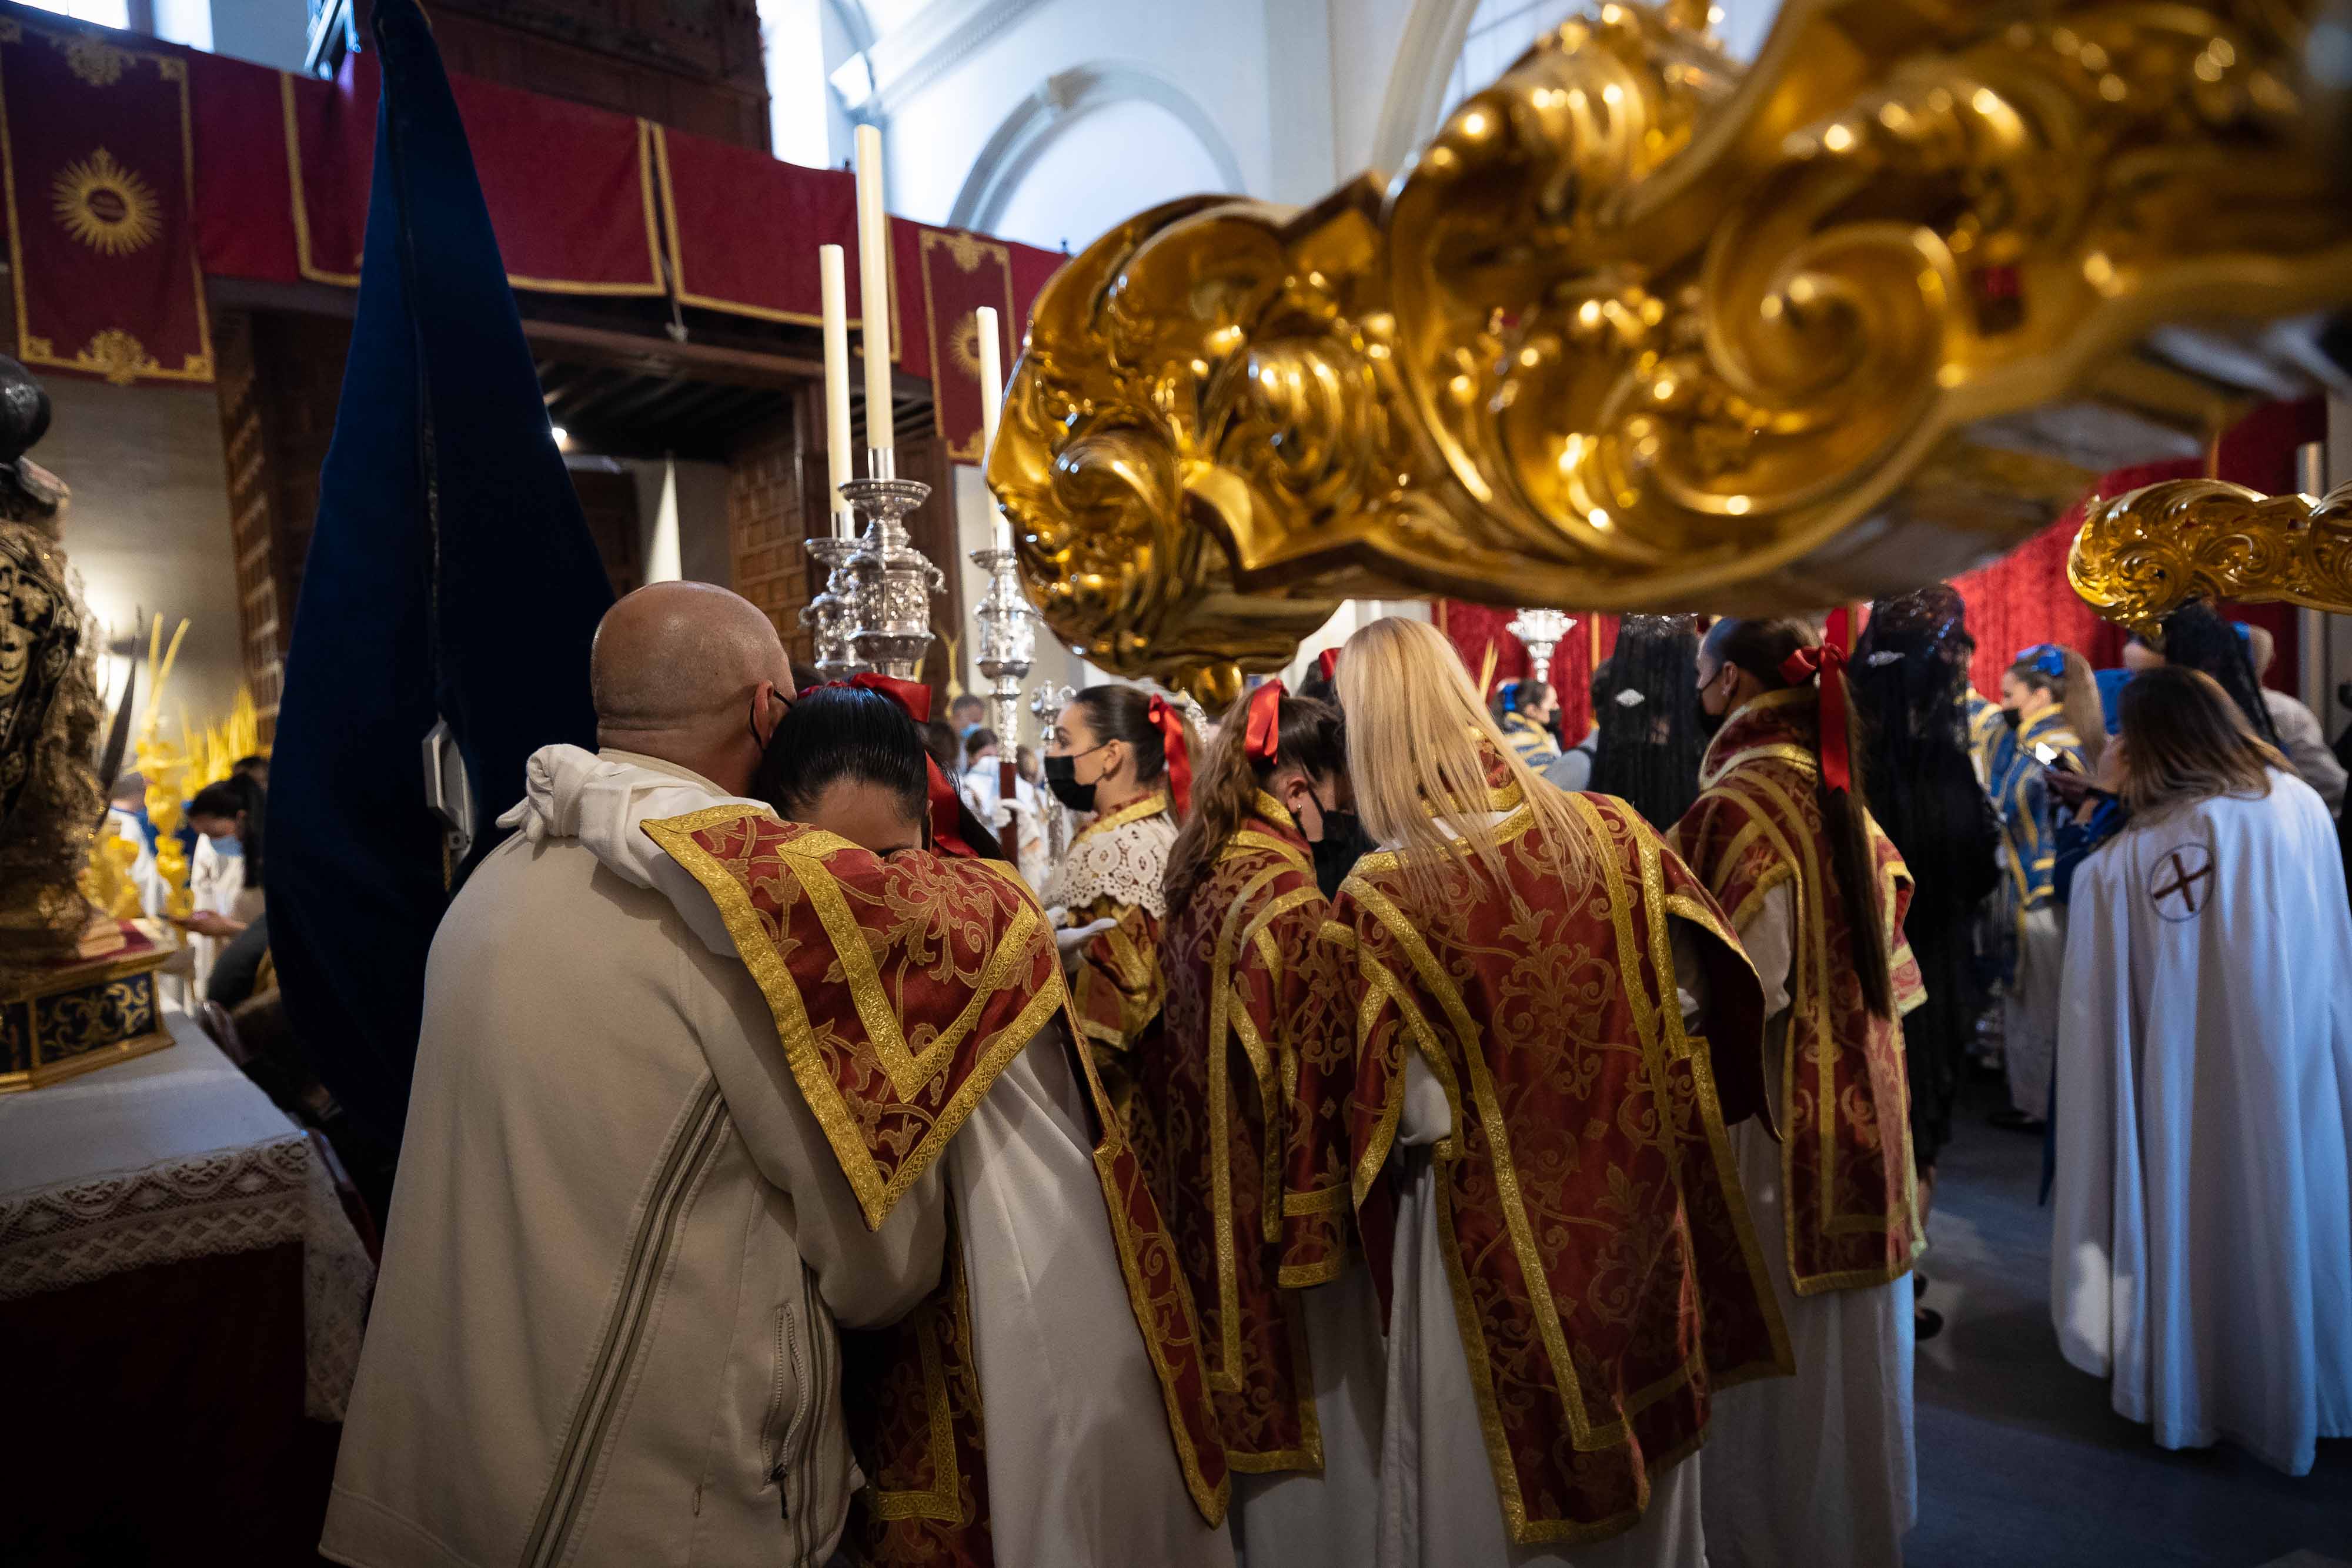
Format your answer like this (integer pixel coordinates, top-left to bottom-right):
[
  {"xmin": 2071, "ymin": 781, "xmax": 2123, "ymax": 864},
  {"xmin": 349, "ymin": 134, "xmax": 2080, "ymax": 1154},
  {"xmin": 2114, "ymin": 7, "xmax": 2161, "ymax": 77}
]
[{"xmin": 0, "ymin": 924, "xmax": 176, "ymax": 1094}]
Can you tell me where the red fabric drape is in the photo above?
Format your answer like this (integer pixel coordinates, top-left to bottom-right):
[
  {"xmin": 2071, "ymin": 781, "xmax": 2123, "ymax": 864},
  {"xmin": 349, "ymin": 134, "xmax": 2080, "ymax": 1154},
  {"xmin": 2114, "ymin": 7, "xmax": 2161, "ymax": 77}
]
[
  {"xmin": 1434, "ymin": 603, "xmax": 1621, "ymax": 739},
  {"xmin": 1950, "ymin": 460, "xmax": 2193, "ymax": 696}
]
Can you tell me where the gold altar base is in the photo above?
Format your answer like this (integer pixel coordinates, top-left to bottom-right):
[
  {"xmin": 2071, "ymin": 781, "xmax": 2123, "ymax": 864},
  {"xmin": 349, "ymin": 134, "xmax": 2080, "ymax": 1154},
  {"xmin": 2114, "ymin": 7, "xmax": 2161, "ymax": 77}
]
[{"xmin": 0, "ymin": 926, "xmax": 176, "ymax": 1094}]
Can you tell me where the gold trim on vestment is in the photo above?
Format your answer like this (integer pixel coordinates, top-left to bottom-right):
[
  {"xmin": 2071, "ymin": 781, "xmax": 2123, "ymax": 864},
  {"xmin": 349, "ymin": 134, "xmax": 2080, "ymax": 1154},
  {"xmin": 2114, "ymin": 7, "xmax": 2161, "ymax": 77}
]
[
  {"xmin": 863, "ymin": 1231, "xmax": 966, "ymax": 1522},
  {"xmin": 1585, "ymin": 795, "xmax": 1792, "ymax": 1385},
  {"xmin": 1073, "ymin": 790, "xmax": 1171, "ymax": 847},
  {"xmin": 1062, "ymin": 992, "xmax": 1230, "ymax": 1526},
  {"xmin": 643, "ymin": 805, "xmax": 1065, "ymax": 1232}
]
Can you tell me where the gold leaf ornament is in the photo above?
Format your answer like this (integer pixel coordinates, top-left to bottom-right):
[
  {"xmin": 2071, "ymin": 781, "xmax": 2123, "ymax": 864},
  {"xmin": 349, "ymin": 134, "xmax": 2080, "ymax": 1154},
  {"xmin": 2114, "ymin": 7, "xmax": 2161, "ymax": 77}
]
[
  {"xmin": 988, "ymin": 0, "xmax": 2352, "ymax": 701},
  {"xmin": 72, "ymin": 330, "xmax": 160, "ymax": 387},
  {"xmin": 2069, "ymin": 480, "xmax": 2352, "ymax": 631},
  {"xmin": 51, "ymin": 148, "xmax": 162, "ymax": 257}
]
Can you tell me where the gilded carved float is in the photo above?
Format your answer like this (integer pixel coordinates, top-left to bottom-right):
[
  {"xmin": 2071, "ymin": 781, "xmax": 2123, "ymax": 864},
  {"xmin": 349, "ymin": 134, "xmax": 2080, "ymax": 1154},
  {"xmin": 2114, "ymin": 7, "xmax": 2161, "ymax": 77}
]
[
  {"xmin": 2069, "ymin": 477, "xmax": 2352, "ymax": 628},
  {"xmin": 988, "ymin": 0, "xmax": 2352, "ymax": 700}
]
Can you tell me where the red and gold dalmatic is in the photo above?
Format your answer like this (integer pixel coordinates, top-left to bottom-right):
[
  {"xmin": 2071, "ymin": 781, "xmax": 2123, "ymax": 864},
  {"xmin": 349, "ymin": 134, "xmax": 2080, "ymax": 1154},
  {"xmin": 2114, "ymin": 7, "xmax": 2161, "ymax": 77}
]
[
  {"xmin": 1672, "ymin": 688, "xmax": 1927, "ymax": 1296},
  {"xmin": 1337, "ymin": 779, "xmax": 1790, "ymax": 1545},
  {"xmin": 643, "ymin": 806, "xmax": 1229, "ymax": 1565},
  {"xmin": 1041, "ymin": 791, "xmax": 1177, "ymax": 1117},
  {"xmin": 1145, "ymin": 793, "xmax": 1338, "ymax": 1473}
]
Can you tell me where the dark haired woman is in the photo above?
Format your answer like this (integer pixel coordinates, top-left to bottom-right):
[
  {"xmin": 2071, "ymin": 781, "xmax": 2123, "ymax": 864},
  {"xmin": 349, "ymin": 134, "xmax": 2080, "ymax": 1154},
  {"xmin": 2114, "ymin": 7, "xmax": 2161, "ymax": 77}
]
[
  {"xmin": 2053, "ymin": 666, "xmax": 2352, "ymax": 1477},
  {"xmin": 1676, "ymin": 616, "xmax": 1920, "ymax": 1568},
  {"xmin": 1040, "ymin": 683, "xmax": 1195, "ymax": 1115},
  {"xmin": 1850, "ymin": 589, "xmax": 2003, "ymax": 1209},
  {"xmin": 1987, "ymin": 643, "xmax": 2101, "ymax": 1131},
  {"xmin": 1148, "ymin": 681, "xmax": 1381, "ymax": 1567},
  {"xmin": 179, "ymin": 774, "xmax": 268, "ymax": 995},
  {"xmin": 1490, "ymin": 676, "xmax": 1562, "ymax": 765},
  {"xmin": 1586, "ymin": 613, "xmax": 1708, "ymax": 830},
  {"xmin": 640, "ymin": 680, "xmax": 1239, "ymax": 1566}
]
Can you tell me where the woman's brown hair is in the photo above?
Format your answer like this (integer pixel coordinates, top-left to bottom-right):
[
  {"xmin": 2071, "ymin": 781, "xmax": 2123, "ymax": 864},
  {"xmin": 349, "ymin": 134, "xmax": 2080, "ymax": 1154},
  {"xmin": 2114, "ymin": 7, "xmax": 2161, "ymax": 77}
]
[
  {"xmin": 1705, "ymin": 617, "xmax": 1895, "ymax": 1019},
  {"xmin": 1164, "ymin": 688, "xmax": 1345, "ymax": 912},
  {"xmin": 2005, "ymin": 644, "xmax": 2107, "ymax": 772},
  {"xmin": 2116, "ymin": 666, "xmax": 2285, "ymax": 818},
  {"xmin": 1066, "ymin": 684, "xmax": 1198, "ymax": 803}
]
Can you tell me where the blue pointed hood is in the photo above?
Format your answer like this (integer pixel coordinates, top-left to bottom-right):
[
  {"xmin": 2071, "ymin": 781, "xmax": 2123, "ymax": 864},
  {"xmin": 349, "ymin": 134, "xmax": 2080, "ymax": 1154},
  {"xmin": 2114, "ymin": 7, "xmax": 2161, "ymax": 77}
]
[{"xmin": 267, "ymin": 0, "xmax": 613, "ymax": 1142}]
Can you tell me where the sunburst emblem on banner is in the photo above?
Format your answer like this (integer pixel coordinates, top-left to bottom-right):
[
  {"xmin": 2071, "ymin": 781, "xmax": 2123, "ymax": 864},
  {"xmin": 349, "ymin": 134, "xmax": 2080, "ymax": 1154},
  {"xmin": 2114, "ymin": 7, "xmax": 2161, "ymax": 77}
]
[
  {"xmin": 51, "ymin": 149, "xmax": 162, "ymax": 256},
  {"xmin": 952, "ymin": 311, "xmax": 987, "ymax": 377}
]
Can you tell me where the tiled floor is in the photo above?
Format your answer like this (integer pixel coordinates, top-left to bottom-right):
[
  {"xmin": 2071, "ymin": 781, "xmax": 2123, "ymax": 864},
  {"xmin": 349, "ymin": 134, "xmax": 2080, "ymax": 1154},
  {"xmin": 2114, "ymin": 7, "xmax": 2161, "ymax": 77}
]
[{"xmin": 1907, "ymin": 1079, "xmax": 2352, "ymax": 1567}]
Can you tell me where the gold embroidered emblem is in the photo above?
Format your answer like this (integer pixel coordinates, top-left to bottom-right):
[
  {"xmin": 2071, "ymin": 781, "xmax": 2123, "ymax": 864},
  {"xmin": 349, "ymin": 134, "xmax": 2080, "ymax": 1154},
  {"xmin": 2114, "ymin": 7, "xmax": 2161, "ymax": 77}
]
[
  {"xmin": 951, "ymin": 310, "xmax": 985, "ymax": 377},
  {"xmin": 73, "ymin": 329, "xmax": 159, "ymax": 386},
  {"xmin": 52, "ymin": 149, "xmax": 162, "ymax": 256},
  {"xmin": 941, "ymin": 229, "xmax": 987, "ymax": 273},
  {"xmin": 54, "ymin": 33, "xmax": 134, "ymax": 88}
]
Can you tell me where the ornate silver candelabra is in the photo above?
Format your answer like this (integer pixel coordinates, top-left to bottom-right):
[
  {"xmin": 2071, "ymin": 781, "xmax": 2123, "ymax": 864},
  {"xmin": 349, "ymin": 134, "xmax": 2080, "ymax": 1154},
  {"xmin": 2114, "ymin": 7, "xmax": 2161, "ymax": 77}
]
[
  {"xmin": 1506, "ymin": 607, "xmax": 1577, "ymax": 684},
  {"xmin": 800, "ymin": 533, "xmax": 865, "ymax": 682},
  {"xmin": 1030, "ymin": 680, "xmax": 1076, "ymax": 865},
  {"xmin": 840, "ymin": 475, "xmax": 945, "ymax": 681},
  {"xmin": 970, "ymin": 544, "xmax": 1037, "ymax": 757}
]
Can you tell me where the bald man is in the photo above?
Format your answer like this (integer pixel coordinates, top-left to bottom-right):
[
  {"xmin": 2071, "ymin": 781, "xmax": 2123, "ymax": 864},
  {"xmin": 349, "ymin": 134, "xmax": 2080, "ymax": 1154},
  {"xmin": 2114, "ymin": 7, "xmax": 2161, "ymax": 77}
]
[{"xmin": 324, "ymin": 584, "xmax": 948, "ymax": 1568}]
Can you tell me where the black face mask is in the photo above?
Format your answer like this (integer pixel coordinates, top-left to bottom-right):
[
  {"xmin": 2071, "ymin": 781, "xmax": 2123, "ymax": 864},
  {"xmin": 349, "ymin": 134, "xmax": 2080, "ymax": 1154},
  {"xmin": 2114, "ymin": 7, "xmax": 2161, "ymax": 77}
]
[
  {"xmin": 1999, "ymin": 706, "xmax": 2023, "ymax": 731},
  {"xmin": 1310, "ymin": 810, "xmax": 1375, "ymax": 901},
  {"xmin": 1044, "ymin": 746, "xmax": 1104, "ymax": 814}
]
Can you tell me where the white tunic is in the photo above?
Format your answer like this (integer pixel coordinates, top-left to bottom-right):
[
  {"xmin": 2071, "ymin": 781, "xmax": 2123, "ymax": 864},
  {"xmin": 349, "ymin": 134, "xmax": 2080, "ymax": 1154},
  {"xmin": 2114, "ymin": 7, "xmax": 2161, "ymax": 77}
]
[
  {"xmin": 1699, "ymin": 883, "xmax": 1916, "ymax": 1568},
  {"xmin": 2051, "ymin": 771, "xmax": 2352, "ymax": 1476},
  {"xmin": 1231, "ymin": 1268, "xmax": 1385, "ymax": 1568},
  {"xmin": 574, "ymin": 754, "xmax": 1232, "ymax": 1566},
  {"xmin": 1371, "ymin": 873, "xmax": 1718, "ymax": 1568}
]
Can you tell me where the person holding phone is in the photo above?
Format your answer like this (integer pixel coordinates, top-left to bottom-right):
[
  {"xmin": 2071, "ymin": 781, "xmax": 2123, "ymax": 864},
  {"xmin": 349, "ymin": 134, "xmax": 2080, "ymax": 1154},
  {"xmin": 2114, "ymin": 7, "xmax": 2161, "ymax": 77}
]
[{"xmin": 1986, "ymin": 644, "xmax": 2104, "ymax": 1132}]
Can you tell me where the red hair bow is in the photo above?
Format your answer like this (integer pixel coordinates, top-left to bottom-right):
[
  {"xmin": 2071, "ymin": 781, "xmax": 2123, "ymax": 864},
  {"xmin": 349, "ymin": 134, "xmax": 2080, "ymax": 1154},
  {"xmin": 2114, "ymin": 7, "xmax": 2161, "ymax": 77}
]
[
  {"xmin": 1145, "ymin": 694, "xmax": 1194, "ymax": 817},
  {"xmin": 1242, "ymin": 679, "xmax": 1285, "ymax": 766},
  {"xmin": 1316, "ymin": 648, "xmax": 1339, "ymax": 685},
  {"xmin": 1778, "ymin": 606, "xmax": 1855, "ymax": 795},
  {"xmin": 798, "ymin": 674, "xmax": 974, "ymax": 857}
]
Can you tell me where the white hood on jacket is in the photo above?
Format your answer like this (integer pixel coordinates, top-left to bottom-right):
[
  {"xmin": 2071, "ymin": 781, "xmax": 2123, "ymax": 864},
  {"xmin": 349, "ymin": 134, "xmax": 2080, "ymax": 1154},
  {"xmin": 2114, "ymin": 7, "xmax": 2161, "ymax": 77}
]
[{"xmin": 497, "ymin": 743, "xmax": 766, "ymax": 956}]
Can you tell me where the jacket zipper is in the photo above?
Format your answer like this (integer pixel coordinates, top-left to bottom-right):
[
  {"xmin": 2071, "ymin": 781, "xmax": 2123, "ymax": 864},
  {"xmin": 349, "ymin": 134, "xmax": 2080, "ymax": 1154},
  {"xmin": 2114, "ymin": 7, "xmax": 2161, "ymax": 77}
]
[
  {"xmin": 763, "ymin": 1303, "xmax": 808, "ymax": 1517},
  {"xmin": 518, "ymin": 1081, "xmax": 728, "ymax": 1568}
]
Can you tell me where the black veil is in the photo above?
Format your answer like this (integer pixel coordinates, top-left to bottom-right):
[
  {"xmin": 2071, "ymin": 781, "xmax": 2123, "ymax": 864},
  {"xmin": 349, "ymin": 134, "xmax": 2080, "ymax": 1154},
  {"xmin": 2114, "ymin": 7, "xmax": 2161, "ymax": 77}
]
[
  {"xmin": 1850, "ymin": 586, "xmax": 2002, "ymax": 1171},
  {"xmin": 1588, "ymin": 614, "xmax": 1706, "ymax": 831}
]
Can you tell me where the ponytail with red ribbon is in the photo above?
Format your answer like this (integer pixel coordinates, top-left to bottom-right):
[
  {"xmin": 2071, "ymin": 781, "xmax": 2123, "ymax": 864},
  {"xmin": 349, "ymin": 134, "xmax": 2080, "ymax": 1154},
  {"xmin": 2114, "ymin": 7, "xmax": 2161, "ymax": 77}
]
[
  {"xmin": 1145, "ymin": 694, "xmax": 1194, "ymax": 816},
  {"xmin": 798, "ymin": 673, "xmax": 976, "ymax": 858},
  {"xmin": 1776, "ymin": 606, "xmax": 1855, "ymax": 795},
  {"xmin": 1241, "ymin": 678, "xmax": 1285, "ymax": 767},
  {"xmin": 1316, "ymin": 649, "xmax": 1339, "ymax": 686}
]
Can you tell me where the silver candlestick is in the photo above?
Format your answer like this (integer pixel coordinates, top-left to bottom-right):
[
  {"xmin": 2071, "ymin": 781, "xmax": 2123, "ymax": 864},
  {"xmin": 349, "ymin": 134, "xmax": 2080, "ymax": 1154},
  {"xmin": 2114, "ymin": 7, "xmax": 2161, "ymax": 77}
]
[
  {"xmin": 841, "ymin": 476, "xmax": 945, "ymax": 680},
  {"xmin": 1030, "ymin": 680, "xmax": 1077, "ymax": 865},
  {"xmin": 801, "ymin": 533, "xmax": 866, "ymax": 682},
  {"xmin": 1506, "ymin": 607, "xmax": 1577, "ymax": 684},
  {"xmin": 970, "ymin": 544, "xmax": 1038, "ymax": 760}
]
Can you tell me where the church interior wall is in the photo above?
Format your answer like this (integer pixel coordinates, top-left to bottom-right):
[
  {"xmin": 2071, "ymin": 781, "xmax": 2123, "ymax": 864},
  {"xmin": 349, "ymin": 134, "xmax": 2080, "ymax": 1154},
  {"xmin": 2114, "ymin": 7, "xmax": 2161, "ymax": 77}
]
[{"xmin": 39, "ymin": 377, "xmax": 248, "ymax": 727}]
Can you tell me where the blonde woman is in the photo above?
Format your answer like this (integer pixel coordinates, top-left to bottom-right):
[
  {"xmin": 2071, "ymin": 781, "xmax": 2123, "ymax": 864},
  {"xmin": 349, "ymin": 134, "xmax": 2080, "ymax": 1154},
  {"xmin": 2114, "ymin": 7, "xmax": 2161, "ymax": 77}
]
[
  {"xmin": 1327, "ymin": 617, "xmax": 1785, "ymax": 1567},
  {"xmin": 2053, "ymin": 666, "xmax": 2352, "ymax": 1476}
]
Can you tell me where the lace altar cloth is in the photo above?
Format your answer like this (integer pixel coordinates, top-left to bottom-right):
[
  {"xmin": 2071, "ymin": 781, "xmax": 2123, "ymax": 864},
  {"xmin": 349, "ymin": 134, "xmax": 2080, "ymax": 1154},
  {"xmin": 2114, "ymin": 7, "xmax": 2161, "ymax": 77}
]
[{"xmin": 0, "ymin": 1008, "xmax": 375, "ymax": 1420}]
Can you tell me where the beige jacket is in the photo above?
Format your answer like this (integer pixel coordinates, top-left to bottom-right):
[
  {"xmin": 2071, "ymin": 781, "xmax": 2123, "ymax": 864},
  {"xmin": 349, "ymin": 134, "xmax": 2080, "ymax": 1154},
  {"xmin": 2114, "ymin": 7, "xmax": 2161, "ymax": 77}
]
[{"xmin": 321, "ymin": 748, "xmax": 945, "ymax": 1568}]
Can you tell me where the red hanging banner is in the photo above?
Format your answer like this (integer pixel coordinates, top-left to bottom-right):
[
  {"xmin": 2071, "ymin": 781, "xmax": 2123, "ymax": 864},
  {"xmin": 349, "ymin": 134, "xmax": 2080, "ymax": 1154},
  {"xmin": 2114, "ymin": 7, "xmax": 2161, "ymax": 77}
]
[
  {"xmin": 287, "ymin": 54, "xmax": 663, "ymax": 296},
  {"xmin": 917, "ymin": 226, "xmax": 1016, "ymax": 461},
  {"xmin": 0, "ymin": 16, "xmax": 212, "ymax": 385},
  {"xmin": 652, "ymin": 123, "xmax": 896, "ymax": 346}
]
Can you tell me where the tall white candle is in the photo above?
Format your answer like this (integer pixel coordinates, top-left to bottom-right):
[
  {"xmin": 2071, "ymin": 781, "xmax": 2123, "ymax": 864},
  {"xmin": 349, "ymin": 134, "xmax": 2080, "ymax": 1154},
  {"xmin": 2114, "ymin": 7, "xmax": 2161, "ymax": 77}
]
[
  {"xmin": 854, "ymin": 123, "xmax": 894, "ymax": 465},
  {"xmin": 818, "ymin": 244, "xmax": 854, "ymax": 539},
  {"xmin": 975, "ymin": 305, "xmax": 1010, "ymax": 553}
]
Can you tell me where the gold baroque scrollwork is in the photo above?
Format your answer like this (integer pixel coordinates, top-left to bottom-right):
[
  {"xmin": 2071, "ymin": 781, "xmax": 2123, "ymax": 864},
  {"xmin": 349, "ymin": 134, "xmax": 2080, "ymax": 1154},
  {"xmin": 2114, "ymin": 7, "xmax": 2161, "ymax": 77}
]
[
  {"xmin": 2069, "ymin": 479, "xmax": 2352, "ymax": 630},
  {"xmin": 990, "ymin": 0, "xmax": 2352, "ymax": 700}
]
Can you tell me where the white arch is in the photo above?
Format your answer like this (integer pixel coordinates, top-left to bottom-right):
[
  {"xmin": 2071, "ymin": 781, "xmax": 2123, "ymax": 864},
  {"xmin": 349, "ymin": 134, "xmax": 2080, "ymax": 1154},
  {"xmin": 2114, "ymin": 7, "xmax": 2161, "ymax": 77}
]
[
  {"xmin": 948, "ymin": 62, "xmax": 1248, "ymax": 233},
  {"xmin": 1368, "ymin": 0, "xmax": 1481, "ymax": 176}
]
